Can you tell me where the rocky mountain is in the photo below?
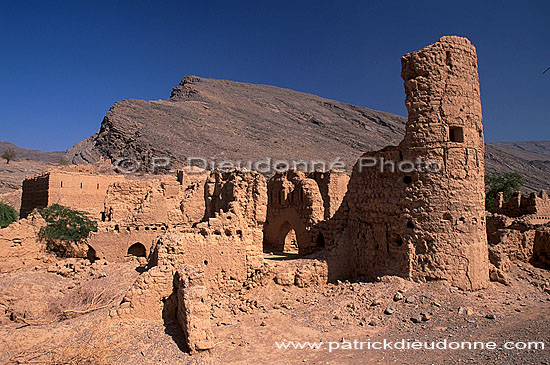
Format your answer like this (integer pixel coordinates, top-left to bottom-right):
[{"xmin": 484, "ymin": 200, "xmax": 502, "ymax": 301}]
[
  {"xmin": 0, "ymin": 142, "xmax": 64, "ymax": 164},
  {"xmin": 67, "ymin": 76, "xmax": 406, "ymax": 173},
  {"xmin": 67, "ymin": 76, "xmax": 550, "ymax": 192},
  {"xmin": 485, "ymin": 142, "xmax": 550, "ymax": 192}
]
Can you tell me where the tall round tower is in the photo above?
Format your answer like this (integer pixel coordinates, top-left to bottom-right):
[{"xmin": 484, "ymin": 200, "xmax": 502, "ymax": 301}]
[
  {"xmin": 399, "ymin": 36, "xmax": 488, "ymax": 289},
  {"xmin": 333, "ymin": 36, "xmax": 488, "ymax": 290}
]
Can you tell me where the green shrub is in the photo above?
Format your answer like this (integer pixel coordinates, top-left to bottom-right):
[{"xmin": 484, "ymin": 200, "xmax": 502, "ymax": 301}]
[
  {"xmin": 38, "ymin": 204, "xmax": 97, "ymax": 257},
  {"xmin": 1, "ymin": 148, "xmax": 16, "ymax": 164},
  {"xmin": 0, "ymin": 202, "xmax": 18, "ymax": 228},
  {"xmin": 485, "ymin": 172, "xmax": 523, "ymax": 211}
]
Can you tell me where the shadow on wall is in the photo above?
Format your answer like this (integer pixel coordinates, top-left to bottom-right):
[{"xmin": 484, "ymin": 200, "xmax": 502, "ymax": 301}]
[
  {"xmin": 162, "ymin": 275, "xmax": 188, "ymax": 353},
  {"xmin": 127, "ymin": 242, "xmax": 147, "ymax": 257},
  {"xmin": 262, "ymin": 170, "xmax": 348, "ymax": 256}
]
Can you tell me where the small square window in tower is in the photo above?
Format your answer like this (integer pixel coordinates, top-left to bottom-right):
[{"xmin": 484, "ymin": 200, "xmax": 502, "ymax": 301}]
[{"xmin": 449, "ymin": 126, "xmax": 464, "ymax": 142}]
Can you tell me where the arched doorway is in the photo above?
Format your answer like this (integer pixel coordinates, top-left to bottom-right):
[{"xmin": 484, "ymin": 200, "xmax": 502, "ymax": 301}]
[
  {"xmin": 275, "ymin": 221, "xmax": 299, "ymax": 254},
  {"xmin": 127, "ymin": 242, "xmax": 146, "ymax": 257},
  {"xmin": 281, "ymin": 224, "xmax": 299, "ymax": 254},
  {"xmin": 87, "ymin": 245, "xmax": 98, "ymax": 262}
]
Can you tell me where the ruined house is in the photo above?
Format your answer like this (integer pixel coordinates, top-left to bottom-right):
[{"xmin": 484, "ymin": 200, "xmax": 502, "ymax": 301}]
[
  {"xmin": 263, "ymin": 170, "xmax": 349, "ymax": 255},
  {"xmin": 20, "ymin": 164, "xmax": 211, "ymax": 261},
  {"xmin": 485, "ymin": 190, "xmax": 550, "ymax": 276},
  {"xmin": 493, "ymin": 190, "xmax": 550, "ymax": 224},
  {"xmin": 20, "ymin": 170, "xmax": 125, "ymax": 219}
]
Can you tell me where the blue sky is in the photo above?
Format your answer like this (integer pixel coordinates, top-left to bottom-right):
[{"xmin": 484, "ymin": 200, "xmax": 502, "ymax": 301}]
[{"xmin": 0, "ymin": 0, "xmax": 548, "ymax": 151}]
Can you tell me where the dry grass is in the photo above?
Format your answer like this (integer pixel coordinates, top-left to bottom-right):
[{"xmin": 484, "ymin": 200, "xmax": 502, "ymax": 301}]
[
  {"xmin": 4, "ymin": 329, "xmax": 124, "ymax": 364},
  {"xmin": 50, "ymin": 277, "xmax": 121, "ymax": 321}
]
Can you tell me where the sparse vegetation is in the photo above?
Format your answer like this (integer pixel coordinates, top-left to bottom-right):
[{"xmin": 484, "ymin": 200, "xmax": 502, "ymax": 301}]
[
  {"xmin": 51, "ymin": 277, "xmax": 120, "ymax": 320},
  {"xmin": 6, "ymin": 329, "xmax": 122, "ymax": 364},
  {"xmin": 38, "ymin": 204, "xmax": 97, "ymax": 257},
  {"xmin": 57, "ymin": 156, "xmax": 71, "ymax": 166},
  {"xmin": 485, "ymin": 172, "xmax": 524, "ymax": 211},
  {"xmin": 0, "ymin": 202, "xmax": 18, "ymax": 228},
  {"xmin": 1, "ymin": 148, "xmax": 16, "ymax": 164}
]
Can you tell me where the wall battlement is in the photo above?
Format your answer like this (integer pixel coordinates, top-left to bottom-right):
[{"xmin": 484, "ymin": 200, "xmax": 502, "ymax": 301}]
[{"xmin": 494, "ymin": 190, "xmax": 550, "ymax": 223}]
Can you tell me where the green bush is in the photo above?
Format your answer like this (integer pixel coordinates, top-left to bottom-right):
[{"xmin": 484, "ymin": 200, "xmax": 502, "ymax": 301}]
[
  {"xmin": 38, "ymin": 204, "xmax": 97, "ymax": 257},
  {"xmin": 485, "ymin": 172, "xmax": 523, "ymax": 211},
  {"xmin": 0, "ymin": 202, "xmax": 18, "ymax": 228},
  {"xmin": 1, "ymin": 148, "xmax": 16, "ymax": 164}
]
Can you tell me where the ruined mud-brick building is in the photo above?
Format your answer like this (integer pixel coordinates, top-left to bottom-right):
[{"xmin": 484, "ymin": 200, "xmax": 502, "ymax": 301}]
[
  {"xmin": 263, "ymin": 170, "xmax": 349, "ymax": 254},
  {"xmin": 114, "ymin": 170, "xmax": 268, "ymax": 333},
  {"xmin": 20, "ymin": 163, "xmax": 212, "ymax": 261},
  {"xmin": 119, "ymin": 37, "xmax": 492, "ymax": 337},
  {"xmin": 13, "ymin": 35, "xmax": 513, "ymax": 352},
  {"xmin": 20, "ymin": 169, "xmax": 125, "ymax": 219},
  {"xmin": 493, "ymin": 190, "xmax": 550, "ymax": 224},
  {"xmin": 485, "ymin": 189, "xmax": 550, "ymax": 276},
  {"xmin": 320, "ymin": 36, "xmax": 489, "ymax": 290},
  {"xmin": 19, "ymin": 36, "xmax": 491, "ymax": 292}
]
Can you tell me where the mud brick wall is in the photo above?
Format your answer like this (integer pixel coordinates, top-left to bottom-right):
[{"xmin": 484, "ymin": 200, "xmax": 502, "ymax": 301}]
[
  {"xmin": 495, "ymin": 190, "xmax": 550, "ymax": 224},
  {"xmin": 20, "ymin": 174, "xmax": 50, "ymax": 218},
  {"xmin": 264, "ymin": 170, "xmax": 348, "ymax": 254}
]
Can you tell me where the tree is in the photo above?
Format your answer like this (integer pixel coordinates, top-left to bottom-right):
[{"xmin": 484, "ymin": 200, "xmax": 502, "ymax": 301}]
[
  {"xmin": 57, "ymin": 156, "xmax": 71, "ymax": 166},
  {"xmin": 38, "ymin": 204, "xmax": 98, "ymax": 257},
  {"xmin": 0, "ymin": 202, "xmax": 17, "ymax": 228},
  {"xmin": 1, "ymin": 148, "xmax": 16, "ymax": 164},
  {"xmin": 485, "ymin": 172, "xmax": 523, "ymax": 211}
]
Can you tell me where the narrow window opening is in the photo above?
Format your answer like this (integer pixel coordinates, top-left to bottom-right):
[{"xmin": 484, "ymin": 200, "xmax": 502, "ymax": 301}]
[
  {"xmin": 449, "ymin": 126, "xmax": 464, "ymax": 142},
  {"xmin": 316, "ymin": 233, "xmax": 326, "ymax": 247},
  {"xmin": 395, "ymin": 235, "xmax": 403, "ymax": 246}
]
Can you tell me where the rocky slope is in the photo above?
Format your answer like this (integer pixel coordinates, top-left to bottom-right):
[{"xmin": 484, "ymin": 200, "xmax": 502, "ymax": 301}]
[
  {"xmin": 486, "ymin": 142, "xmax": 550, "ymax": 192},
  {"xmin": 67, "ymin": 76, "xmax": 550, "ymax": 192},
  {"xmin": 67, "ymin": 76, "xmax": 407, "ymax": 173},
  {"xmin": 0, "ymin": 142, "xmax": 64, "ymax": 164},
  {"xmin": 0, "ymin": 143, "xmax": 64, "ymax": 210}
]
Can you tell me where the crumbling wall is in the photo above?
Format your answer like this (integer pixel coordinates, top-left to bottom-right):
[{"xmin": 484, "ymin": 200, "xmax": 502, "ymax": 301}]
[
  {"xmin": 204, "ymin": 170, "xmax": 267, "ymax": 227},
  {"xmin": 175, "ymin": 265, "xmax": 214, "ymax": 352},
  {"xmin": 20, "ymin": 174, "xmax": 49, "ymax": 218},
  {"xmin": 494, "ymin": 190, "xmax": 550, "ymax": 224},
  {"xmin": 263, "ymin": 170, "xmax": 348, "ymax": 254},
  {"xmin": 326, "ymin": 36, "xmax": 489, "ymax": 290},
  {"xmin": 87, "ymin": 223, "xmax": 165, "ymax": 261},
  {"xmin": 0, "ymin": 211, "xmax": 49, "ymax": 272},
  {"xmin": 533, "ymin": 227, "xmax": 550, "ymax": 268},
  {"xmin": 486, "ymin": 205, "xmax": 550, "ymax": 273},
  {"xmin": 47, "ymin": 172, "xmax": 126, "ymax": 220},
  {"xmin": 20, "ymin": 171, "xmax": 125, "ymax": 219},
  {"xmin": 101, "ymin": 171, "xmax": 208, "ymax": 226},
  {"xmin": 117, "ymin": 170, "xmax": 267, "ymax": 320},
  {"xmin": 308, "ymin": 171, "xmax": 350, "ymax": 220}
]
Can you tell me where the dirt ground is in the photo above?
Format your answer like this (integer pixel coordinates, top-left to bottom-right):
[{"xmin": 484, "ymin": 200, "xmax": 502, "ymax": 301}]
[{"xmin": 0, "ymin": 256, "xmax": 548, "ymax": 364}]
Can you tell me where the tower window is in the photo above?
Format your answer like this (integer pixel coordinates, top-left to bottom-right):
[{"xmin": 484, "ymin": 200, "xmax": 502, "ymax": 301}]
[{"xmin": 449, "ymin": 126, "xmax": 464, "ymax": 142}]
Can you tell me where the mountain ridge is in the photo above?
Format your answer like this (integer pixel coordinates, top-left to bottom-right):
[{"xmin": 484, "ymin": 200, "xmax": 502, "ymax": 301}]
[{"xmin": 1, "ymin": 76, "xmax": 545, "ymax": 193}]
